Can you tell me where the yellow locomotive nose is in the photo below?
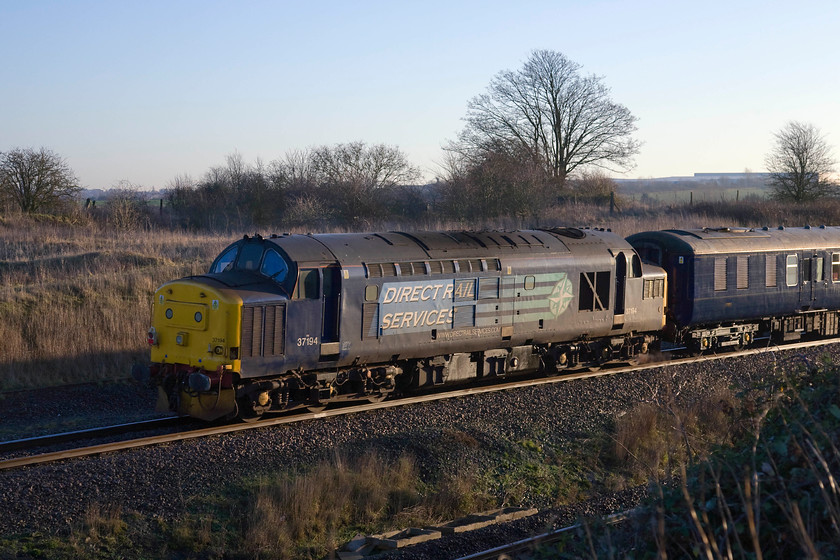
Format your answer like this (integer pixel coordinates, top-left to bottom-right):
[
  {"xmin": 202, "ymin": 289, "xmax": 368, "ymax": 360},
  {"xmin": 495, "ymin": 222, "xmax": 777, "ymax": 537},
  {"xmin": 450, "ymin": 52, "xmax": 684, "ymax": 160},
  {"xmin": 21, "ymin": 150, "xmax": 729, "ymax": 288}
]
[
  {"xmin": 151, "ymin": 279, "xmax": 242, "ymax": 372},
  {"xmin": 150, "ymin": 279, "xmax": 243, "ymax": 420}
]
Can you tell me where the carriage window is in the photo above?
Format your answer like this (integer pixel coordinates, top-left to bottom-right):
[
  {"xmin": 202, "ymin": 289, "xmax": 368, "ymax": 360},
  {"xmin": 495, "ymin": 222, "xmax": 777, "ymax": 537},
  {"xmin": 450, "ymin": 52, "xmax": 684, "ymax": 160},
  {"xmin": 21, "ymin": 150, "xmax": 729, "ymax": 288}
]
[
  {"xmin": 786, "ymin": 255, "xmax": 798, "ymax": 287},
  {"xmin": 833, "ymin": 254, "xmax": 840, "ymax": 282},
  {"xmin": 803, "ymin": 258, "xmax": 812, "ymax": 282},
  {"xmin": 210, "ymin": 245, "xmax": 238, "ymax": 273},
  {"xmin": 260, "ymin": 249, "xmax": 288, "ymax": 283},
  {"xmin": 815, "ymin": 257, "xmax": 824, "ymax": 282}
]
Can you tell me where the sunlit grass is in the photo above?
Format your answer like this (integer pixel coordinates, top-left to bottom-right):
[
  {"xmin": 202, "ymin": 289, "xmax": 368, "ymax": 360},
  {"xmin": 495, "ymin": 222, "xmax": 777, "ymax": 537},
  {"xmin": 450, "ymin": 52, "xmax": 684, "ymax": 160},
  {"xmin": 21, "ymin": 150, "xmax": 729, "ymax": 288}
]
[{"xmin": 0, "ymin": 213, "xmax": 229, "ymax": 390}]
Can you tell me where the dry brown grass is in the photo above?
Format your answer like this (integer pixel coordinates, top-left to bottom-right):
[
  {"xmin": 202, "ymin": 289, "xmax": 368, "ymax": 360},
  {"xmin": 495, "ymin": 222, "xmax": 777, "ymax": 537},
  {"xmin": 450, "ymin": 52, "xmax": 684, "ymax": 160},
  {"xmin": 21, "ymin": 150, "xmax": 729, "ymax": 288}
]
[
  {"xmin": 0, "ymin": 214, "xmax": 230, "ymax": 390},
  {"xmin": 609, "ymin": 377, "xmax": 738, "ymax": 484},
  {"xmin": 241, "ymin": 450, "xmax": 486, "ymax": 559}
]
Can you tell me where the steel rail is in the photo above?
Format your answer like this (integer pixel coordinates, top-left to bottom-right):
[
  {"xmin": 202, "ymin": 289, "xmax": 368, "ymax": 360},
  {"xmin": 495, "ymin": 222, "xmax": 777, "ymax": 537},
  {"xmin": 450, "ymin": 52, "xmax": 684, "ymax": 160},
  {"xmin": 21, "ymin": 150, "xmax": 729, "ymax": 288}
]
[
  {"xmin": 1, "ymin": 337, "xmax": 834, "ymax": 472},
  {"xmin": 0, "ymin": 416, "xmax": 181, "ymax": 454}
]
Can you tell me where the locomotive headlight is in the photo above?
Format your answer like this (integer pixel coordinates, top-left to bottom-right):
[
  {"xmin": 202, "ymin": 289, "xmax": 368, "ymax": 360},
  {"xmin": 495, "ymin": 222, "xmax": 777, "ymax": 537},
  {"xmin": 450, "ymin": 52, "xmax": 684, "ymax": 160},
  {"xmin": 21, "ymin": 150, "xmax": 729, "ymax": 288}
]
[
  {"xmin": 175, "ymin": 332, "xmax": 189, "ymax": 346},
  {"xmin": 214, "ymin": 345, "xmax": 224, "ymax": 355},
  {"xmin": 194, "ymin": 311, "xmax": 203, "ymax": 323},
  {"xmin": 165, "ymin": 308, "xmax": 174, "ymax": 319}
]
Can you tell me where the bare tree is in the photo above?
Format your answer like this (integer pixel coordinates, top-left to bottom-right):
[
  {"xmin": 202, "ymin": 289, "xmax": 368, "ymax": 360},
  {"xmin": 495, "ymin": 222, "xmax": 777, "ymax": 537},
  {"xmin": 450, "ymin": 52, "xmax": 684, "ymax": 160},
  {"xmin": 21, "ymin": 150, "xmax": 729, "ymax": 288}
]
[
  {"xmin": 450, "ymin": 50, "xmax": 640, "ymax": 185},
  {"xmin": 766, "ymin": 121, "xmax": 837, "ymax": 202},
  {"xmin": 0, "ymin": 147, "xmax": 80, "ymax": 213},
  {"xmin": 311, "ymin": 141, "xmax": 420, "ymax": 225},
  {"xmin": 105, "ymin": 180, "xmax": 150, "ymax": 229}
]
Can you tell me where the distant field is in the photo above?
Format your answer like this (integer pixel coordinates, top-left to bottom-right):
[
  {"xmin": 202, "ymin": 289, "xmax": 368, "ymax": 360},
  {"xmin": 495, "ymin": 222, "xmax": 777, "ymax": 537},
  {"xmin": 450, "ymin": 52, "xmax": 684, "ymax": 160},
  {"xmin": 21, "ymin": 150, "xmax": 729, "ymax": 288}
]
[{"xmin": 623, "ymin": 186, "xmax": 767, "ymax": 203}]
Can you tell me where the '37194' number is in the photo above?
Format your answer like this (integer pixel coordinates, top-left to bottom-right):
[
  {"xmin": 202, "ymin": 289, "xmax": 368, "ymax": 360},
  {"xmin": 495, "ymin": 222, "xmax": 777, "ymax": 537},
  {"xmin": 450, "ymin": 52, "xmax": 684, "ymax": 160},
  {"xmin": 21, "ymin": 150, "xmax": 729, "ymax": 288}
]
[{"xmin": 297, "ymin": 335, "xmax": 319, "ymax": 347}]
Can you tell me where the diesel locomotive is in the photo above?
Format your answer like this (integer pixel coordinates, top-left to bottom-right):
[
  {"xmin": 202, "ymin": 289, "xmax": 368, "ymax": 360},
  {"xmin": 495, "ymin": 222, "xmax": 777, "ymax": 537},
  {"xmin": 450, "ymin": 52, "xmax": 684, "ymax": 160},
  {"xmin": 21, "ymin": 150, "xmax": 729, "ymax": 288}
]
[
  {"xmin": 146, "ymin": 225, "xmax": 840, "ymax": 421},
  {"xmin": 146, "ymin": 227, "xmax": 665, "ymax": 420}
]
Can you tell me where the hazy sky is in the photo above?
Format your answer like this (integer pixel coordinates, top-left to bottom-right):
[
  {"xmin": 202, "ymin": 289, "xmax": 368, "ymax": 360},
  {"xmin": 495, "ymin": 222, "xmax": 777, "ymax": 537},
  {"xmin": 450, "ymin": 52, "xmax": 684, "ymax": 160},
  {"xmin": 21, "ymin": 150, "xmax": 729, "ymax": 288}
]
[{"xmin": 2, "ymin": 0, "xmax": 839, "ymax": 190}]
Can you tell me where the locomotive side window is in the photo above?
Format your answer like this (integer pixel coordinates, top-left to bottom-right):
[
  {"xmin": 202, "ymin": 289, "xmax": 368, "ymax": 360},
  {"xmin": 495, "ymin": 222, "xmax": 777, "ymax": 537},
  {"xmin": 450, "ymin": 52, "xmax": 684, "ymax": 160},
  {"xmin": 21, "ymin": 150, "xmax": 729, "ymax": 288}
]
[
  {"xmin": 524, "ymin": 276, "xmax": 536, "ymax": 290},
  {"xmin": 294, "ymin": 268, "xmax": 320, "ymax": 299},
  {"xmin": 260, "ymin": 249, "xmax": 288, "ymax": 282},
  {"xmin": 786, "ymin": 255, "xmax": 798, "ymax": 287},
  {"xmin": 631, "ymin": 254, "xmax": 642, "ymax": 278},
  {"xmin": 210, "ymin": 245, "xmax": 238, "ymax": 273},
  {"xmin": 833, "ymin": 253, "xmax": 840, "ymax": 282},
  {"xmin": 365, "ymin": 285, "xmax": 379, "ymax": 302}
]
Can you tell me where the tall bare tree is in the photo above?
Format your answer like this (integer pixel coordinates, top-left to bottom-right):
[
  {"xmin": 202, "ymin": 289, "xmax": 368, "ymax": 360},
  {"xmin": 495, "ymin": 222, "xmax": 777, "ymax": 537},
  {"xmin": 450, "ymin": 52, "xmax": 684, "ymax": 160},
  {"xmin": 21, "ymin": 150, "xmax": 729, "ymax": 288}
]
[
  {"xmin": 450, "ymin": 50, "xmax": 640, "ymax": 184},
  {"xmin": 0, "ymin": 147, "xmax": 80, "ymax": 213},
  {"xmin": 311, "ymin": 141, "xmax": 420, "ymax": 225},
  {"xmin": 766, "ymin": 121, "xmax": 837, "ymax": 202}
]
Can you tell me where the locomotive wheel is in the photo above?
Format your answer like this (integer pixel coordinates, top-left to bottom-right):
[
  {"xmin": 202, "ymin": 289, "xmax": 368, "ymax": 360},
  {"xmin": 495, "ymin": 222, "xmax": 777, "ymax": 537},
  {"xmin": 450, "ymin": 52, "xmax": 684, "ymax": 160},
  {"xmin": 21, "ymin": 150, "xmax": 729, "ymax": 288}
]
[
  {"xmin": 306, "ymin": 404, "xmax": 327, "ymax": 413},
  {"xmin": 365, "ymin": 393, "xmax": 387, "ymax": 404},
  {"xmin": 237, "ymin": 397, "xmax": 266, "ymax": 423}
]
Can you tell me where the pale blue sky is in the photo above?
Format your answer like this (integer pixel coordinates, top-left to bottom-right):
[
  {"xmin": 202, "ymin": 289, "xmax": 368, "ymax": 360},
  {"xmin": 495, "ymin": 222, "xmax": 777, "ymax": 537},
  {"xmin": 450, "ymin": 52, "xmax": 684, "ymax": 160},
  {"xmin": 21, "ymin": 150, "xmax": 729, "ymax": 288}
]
[{"xmin": 2, "ymin": 0, "xmax": 838, "ymax": 189}]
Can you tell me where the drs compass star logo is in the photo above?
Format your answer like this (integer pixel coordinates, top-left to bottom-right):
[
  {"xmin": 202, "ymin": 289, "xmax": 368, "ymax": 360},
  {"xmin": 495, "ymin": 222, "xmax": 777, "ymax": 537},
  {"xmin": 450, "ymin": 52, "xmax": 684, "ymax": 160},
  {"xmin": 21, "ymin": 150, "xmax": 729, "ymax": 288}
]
[{"xmin": 548, "ymin": 273, "xmax": 574, "ymax": 317}]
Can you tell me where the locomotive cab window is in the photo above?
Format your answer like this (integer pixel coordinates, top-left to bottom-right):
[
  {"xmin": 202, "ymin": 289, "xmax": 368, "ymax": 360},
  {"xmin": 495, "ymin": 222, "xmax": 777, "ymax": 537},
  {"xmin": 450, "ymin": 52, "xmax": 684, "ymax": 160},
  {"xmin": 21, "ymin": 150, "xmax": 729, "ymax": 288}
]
[
  {"xmin": 238, "ymin": 242, "xmax": 264, "ymax": 271},
  {"xmin": 210, "ymin": 245, "xmax": 238, "ymax": 273},
  {"xmin": 260, "ymin": 249, "xmax": 289, "ymax": 283}
]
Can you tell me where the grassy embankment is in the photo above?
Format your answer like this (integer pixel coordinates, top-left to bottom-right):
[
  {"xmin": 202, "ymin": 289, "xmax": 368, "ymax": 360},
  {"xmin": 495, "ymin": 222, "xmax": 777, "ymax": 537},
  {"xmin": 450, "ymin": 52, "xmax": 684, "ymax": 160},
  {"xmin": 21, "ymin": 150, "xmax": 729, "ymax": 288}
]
[{"xmin": 543, "ymin": 356, "xmax": 840, "ymax": 559}]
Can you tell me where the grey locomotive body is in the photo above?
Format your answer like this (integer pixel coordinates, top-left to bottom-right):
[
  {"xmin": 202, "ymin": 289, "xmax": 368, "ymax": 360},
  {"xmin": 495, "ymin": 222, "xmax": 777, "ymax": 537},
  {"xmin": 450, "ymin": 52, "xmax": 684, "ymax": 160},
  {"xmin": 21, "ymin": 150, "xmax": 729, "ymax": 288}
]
[{"xmin": 150, "ymin": 227, "xmax": 665, "ymax": 420}]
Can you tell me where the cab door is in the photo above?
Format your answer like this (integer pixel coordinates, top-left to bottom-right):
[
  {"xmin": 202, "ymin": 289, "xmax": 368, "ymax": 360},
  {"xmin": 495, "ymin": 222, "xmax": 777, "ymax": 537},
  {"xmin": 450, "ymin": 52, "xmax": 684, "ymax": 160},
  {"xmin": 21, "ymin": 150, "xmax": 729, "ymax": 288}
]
[
  {"xmin": 288, "ymin": 267, "xmax": 323, "ymax": 368},
  {"xmin": 321, "ymin": 265, "xmax": 341, "ymax": 344}
]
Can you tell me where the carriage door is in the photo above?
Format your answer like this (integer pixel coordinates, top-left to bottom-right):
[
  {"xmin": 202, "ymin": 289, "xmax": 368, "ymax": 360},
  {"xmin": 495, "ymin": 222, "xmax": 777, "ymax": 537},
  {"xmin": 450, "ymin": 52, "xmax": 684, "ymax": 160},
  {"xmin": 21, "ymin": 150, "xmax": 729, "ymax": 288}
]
[
  {"xmin": 613, "ymin": 253, "xmax": 627, "ymax": 327},
  {"xmin": 321, "ymin": 265, "xmax": 341, "ymax": 344},
  {"xmin": 805, "ymin": 253, "xmax": 826, "ymax": 308}
]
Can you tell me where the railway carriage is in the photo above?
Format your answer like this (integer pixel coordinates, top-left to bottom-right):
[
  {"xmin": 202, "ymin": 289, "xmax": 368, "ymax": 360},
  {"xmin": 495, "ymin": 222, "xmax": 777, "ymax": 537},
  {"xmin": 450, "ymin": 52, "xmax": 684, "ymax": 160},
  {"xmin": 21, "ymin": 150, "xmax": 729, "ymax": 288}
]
[
  {"xmin": 148, "ymin": 227, "xmax": 665, "ymax": 420},
  {"xmin": 627, "ymin": 226, "xmax": 840, "ymax": 352}
]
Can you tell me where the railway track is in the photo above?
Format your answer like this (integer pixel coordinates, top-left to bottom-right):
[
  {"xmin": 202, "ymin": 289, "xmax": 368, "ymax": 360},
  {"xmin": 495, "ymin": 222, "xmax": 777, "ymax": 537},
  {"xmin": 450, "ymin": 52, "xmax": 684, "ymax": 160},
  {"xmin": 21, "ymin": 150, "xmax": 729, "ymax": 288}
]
[
  {"xmin": 0, "ymin": 337, "xmax": 831, "ymax": 472},
  {"xmin": 0, "ymin": 416, "xmax": 182, "ymax": 454}
]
